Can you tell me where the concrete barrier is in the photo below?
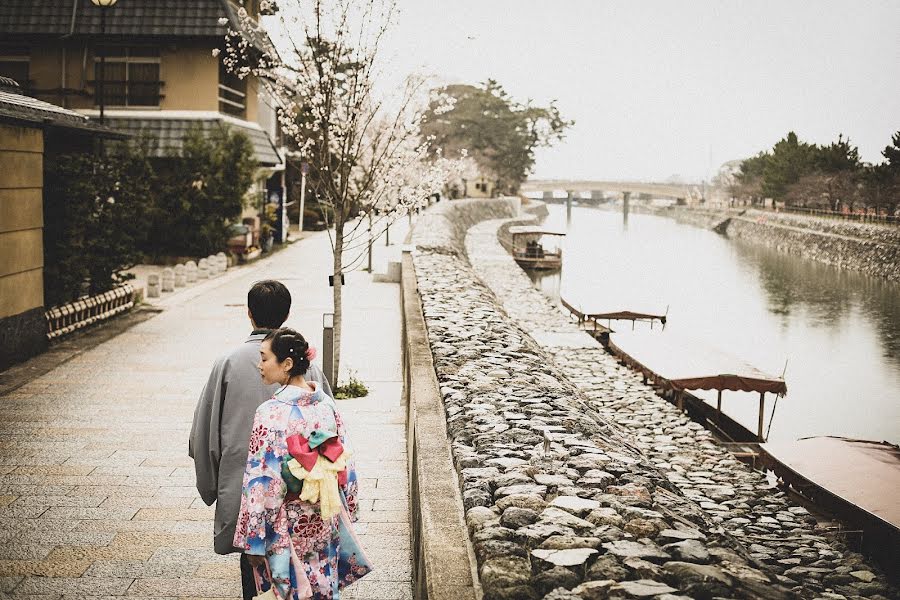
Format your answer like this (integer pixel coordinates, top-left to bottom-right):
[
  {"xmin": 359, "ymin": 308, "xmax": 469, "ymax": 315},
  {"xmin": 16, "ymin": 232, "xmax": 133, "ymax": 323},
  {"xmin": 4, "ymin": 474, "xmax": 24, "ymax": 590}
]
[
  {"xmin": 174, "ymin": 264, "xmax": 186, "ymax": 287},
  {"xmin": 161, "ymin": 268, "xmax": 175, "ymax": 292},
  {"xmin": 147, "ymin": 273, "xmax": 161, "ymax": 298},
  {"xmin": 401, "ymin": 248, "xmax": 479, "ymax": 600},
  {"xmin": 185, "ymin": 261, "xmax": 198, "ymax": 283}
]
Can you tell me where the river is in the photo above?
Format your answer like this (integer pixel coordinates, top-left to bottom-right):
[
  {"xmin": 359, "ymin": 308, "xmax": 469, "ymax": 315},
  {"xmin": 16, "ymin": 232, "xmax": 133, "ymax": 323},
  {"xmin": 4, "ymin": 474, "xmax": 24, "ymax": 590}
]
[{"xmin": 529, "ymin": 204, "xmax": 900, "ymax": 444}]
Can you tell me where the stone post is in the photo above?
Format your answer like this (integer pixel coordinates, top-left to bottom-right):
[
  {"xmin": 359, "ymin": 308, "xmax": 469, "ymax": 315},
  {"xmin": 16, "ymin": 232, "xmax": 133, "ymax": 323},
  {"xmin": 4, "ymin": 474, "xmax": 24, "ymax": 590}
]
[
  {"xmin": 147, "ymin": 273, "xmax": 161, "ymax": 298},
  {"xmin": 161, "ymin": 268, "xmax": 175, "ymax": 292},
  {"xmin": 198, "ymin": 258, "xmax": 209, "ymax": 279},
  {"xmin": 216, "ymin": 252, "xmax": 228, "ymax": 272},
  {"xmin": 185, "ymin": 261, "xmax": 197, "ymax": 283},
  {"xmin": 174, "ymin": 264, "xmax": 186, "ymax": 287},
  {"xmin": 208, "ymin": 255, "xmax": 219, "ymax": 275}
]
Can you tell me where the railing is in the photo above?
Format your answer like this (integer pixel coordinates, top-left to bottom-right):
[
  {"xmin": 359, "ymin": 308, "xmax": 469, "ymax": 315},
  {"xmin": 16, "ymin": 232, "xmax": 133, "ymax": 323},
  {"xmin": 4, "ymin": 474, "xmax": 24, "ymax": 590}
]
[
  {"xmin": 768, "ymin": 205, "xmax": 900, "ymax": 225},
  {"xmin": 45, "ymin": 284, "xmax": 136, "ymax": 341}
]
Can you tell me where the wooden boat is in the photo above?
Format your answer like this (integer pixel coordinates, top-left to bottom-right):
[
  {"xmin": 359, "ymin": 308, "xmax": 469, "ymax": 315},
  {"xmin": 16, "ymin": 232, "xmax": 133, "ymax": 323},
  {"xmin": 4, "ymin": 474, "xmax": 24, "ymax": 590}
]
[
  {"xmin": 561, "ymin": 296, "xmax": 667, "ymax": 343},
  {"xmin": 759, "ymin": 437, "xmax": 900, "ymax": 573},
  {"xmin": 607, "ymin": 330, "xmax": 787, "ymax": 442},
  {"xmin": 509, "ymin": 226, "xmax": 565, "ymax": 271}
]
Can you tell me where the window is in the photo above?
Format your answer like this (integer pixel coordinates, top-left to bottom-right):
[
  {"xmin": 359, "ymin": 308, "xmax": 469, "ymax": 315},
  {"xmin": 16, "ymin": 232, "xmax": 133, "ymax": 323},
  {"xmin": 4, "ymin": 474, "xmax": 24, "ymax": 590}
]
[
  {"xmin": 0, "ymin": 46, "xmax": 30, "ymax": 90},
  {"xmin": 95, "ymin": 47, "xmax": 161, "ymax": 107},
  {"xmin": 219, "ymin": 59, "xmax": 247, "ymax": 118}
]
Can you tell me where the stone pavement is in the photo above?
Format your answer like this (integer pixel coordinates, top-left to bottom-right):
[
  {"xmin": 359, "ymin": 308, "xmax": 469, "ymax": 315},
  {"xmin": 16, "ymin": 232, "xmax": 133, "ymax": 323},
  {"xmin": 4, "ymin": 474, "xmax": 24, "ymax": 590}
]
[{"xmin": 0, "ymin": 221, "xmax": 412, "ymax": 599}]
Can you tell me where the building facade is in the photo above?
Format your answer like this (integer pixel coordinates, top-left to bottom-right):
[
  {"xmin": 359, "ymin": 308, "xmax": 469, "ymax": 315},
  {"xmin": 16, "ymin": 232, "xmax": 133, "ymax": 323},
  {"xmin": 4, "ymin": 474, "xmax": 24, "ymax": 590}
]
[
  {"xmin": 0, "ymin": 77, "xmax": 115, "ymax": 370},
  {"xmin": 0, "ymin": 0, "xmax": 283, "ymax": 212}
]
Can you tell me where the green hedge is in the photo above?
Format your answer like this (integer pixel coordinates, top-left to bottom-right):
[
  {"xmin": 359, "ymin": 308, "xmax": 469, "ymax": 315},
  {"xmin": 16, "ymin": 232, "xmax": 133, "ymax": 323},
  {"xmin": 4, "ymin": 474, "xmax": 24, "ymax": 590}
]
[{"xmin": 42, "ymin": 125, "xmax": 258, "ymax": 307}]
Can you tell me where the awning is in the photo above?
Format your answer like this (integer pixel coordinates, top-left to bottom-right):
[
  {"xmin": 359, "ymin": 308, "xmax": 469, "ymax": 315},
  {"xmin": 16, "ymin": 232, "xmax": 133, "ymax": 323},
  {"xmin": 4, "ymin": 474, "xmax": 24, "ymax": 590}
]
[
  {"xmin": 0, "ymin": 85, "xmax": 123, "ymax": 137},
  {"xmin": 608, "ymin": 330, "xmax": 787, "ymax": 395}
]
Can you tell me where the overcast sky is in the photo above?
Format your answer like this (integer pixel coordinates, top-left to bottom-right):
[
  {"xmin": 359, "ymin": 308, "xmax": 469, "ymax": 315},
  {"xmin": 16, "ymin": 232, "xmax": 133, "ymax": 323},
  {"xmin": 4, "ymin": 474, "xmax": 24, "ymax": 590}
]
[{"xmin": 375, "ymin": 1, "xmax": 900, "ymax": 182}]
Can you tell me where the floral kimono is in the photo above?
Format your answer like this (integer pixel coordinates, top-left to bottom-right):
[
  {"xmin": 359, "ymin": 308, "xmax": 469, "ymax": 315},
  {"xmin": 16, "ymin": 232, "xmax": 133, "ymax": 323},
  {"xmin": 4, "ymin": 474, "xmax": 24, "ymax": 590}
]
[{"xmin": 233, "ymin": 383, "xmax": 371, "ymax": 599}]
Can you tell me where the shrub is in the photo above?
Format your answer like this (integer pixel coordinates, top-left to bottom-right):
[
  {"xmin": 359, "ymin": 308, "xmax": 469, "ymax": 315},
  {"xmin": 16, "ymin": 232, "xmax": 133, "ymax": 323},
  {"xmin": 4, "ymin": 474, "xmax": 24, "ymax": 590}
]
[
  {"xmin": 333, "ymin": 371, "xmax": 369, "ymax": 399},
  {"xmin": 42, "ymin": 139, "xmax": 153, "ymax": 306},
  {"xmin": 144, "ymin": 124, "xmax": 257, "ymax": 259}
]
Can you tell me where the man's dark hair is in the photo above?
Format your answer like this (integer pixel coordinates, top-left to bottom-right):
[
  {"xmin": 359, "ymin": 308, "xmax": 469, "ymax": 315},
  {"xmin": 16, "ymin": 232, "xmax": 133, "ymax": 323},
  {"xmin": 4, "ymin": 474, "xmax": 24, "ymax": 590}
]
[{"xmin": 248, "ymin": 280, "xmax": 291, "ymax": 329}]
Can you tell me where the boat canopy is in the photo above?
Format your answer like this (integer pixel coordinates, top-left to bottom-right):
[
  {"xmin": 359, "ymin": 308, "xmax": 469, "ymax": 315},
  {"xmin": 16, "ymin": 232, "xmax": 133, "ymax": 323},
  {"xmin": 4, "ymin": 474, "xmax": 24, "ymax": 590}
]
[
  {"xmin": 760, "ymin": 437, "xmax": 900, "ymax": 534},
  {"xmin": 562, "ymin": 298, "xmax": 667, "ymax": 324},
  {"xmin": 508, "ymin": 225, "xmax": 567, "ymax": 237},
  {"xmin": 608, "ymin": 331, "xmax": 787, "ymax": 395}
]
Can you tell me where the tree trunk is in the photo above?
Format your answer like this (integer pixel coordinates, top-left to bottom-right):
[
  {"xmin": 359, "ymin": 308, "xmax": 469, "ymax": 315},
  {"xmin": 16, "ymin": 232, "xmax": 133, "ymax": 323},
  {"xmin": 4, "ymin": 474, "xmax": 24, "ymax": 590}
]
[{"xmin": 332, "ymin": 217, "xmax": 344, "ymax": 387}]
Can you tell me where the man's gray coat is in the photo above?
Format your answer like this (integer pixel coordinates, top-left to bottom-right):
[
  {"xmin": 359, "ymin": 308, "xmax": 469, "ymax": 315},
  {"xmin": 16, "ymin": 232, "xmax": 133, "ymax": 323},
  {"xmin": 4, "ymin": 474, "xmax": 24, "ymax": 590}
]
[{"xmin": 188, "ymin": 331, "xmax": 333, "ymax": 554}]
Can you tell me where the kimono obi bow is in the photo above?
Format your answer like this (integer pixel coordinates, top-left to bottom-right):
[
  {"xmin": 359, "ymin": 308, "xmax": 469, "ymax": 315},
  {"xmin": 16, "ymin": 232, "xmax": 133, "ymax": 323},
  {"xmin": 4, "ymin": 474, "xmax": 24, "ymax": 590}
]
[
  {"xmin": 285, "ymin": 431, "xmax": 349, "ymax": 519},
  {"xmin": 287, "ymin": 430, "xmax": 344, "ymax": 470}
]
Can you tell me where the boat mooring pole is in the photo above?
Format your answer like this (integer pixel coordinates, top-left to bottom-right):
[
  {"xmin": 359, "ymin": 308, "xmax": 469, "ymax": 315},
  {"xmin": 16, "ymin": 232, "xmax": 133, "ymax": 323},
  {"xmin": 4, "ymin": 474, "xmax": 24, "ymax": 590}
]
[
  {"xmin": 758, "ymin": 392, "xmax": 766, "ymax": 441},
  {"xmin": 566, "ymin": 191, "xmax": 573, "ymax": 226},
  {"xmin": 716, "ymin": 390, "xmax": 722, "ymax": 421}
]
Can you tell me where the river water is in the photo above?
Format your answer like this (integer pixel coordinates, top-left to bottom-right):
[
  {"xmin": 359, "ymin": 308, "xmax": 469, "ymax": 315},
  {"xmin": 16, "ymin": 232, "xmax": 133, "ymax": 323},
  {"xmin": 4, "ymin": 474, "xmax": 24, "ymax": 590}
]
[{"xmin": 529, "ymin": 204, "xmax": 900, "ymax": 444}]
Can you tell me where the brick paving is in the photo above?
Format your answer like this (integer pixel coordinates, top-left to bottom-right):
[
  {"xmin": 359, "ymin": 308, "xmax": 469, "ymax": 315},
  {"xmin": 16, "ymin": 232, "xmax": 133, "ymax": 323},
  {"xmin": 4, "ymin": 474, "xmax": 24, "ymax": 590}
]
[{"xmin": 0, "ymin": 223, "xmax": 412, "ymax": 599}]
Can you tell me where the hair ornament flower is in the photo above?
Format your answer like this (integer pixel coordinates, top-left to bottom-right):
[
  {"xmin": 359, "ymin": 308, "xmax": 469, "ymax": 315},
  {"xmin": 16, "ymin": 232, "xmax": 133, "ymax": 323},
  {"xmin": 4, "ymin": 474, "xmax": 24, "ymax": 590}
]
[{"xmin": 306, "ymin": 346, "xmax": 317, "ymax": 361}]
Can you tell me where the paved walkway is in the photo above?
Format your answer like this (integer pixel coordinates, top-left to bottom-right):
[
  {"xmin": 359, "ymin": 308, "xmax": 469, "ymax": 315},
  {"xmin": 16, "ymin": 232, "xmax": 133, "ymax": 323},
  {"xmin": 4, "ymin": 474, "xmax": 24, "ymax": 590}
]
[{"xmin": 0, "ymin": 221, "xmax": 412, "ymax": 599}]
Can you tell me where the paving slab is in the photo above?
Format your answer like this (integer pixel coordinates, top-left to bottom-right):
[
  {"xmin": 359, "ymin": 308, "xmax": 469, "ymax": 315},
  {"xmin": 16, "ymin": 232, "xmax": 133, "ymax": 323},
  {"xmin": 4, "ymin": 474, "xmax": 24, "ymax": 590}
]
[{"xmin": 0, "ymin": 220, "xmax": 413, "ymax": 598}]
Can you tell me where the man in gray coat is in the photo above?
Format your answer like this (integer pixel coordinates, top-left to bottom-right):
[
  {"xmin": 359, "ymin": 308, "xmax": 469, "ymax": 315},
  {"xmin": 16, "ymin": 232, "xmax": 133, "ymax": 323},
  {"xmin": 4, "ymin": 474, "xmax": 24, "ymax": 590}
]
[{"xmin": 188, "ymin": 280, "xmax": 332, "ymax": 599}]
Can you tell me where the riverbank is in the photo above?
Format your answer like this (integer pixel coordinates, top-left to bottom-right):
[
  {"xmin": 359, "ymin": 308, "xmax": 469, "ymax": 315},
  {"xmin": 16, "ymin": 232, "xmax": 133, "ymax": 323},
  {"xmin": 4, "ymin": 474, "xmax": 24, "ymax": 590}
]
[
  {"xmin": 629, "ymin": 205, "xmax": 900, "ymax": 282},
  {"xmin": 406, "ymin": 198, "xmax": 897, "ymax": 600}
]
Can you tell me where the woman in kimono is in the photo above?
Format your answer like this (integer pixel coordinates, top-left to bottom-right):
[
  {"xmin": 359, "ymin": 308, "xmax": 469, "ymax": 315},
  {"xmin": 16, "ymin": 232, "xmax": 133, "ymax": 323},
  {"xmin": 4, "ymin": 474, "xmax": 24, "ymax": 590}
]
[{"xmin": 234, "ymin": 327, "xmax": 371, "ymax": 599}]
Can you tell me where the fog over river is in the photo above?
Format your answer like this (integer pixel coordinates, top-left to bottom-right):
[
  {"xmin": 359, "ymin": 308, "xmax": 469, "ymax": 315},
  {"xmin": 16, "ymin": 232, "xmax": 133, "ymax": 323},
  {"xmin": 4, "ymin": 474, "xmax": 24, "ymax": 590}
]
[{"xmin": 529, "ymin": 204, "xmax": 900, "ymax": 444}]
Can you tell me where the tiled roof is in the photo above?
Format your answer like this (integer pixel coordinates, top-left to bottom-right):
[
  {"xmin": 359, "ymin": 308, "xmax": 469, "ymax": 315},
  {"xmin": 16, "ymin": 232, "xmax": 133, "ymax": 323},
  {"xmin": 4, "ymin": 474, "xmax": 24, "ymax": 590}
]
[
  {"xmin": 102, "ymin": 115, "xmax": 281, "ymax": 166},
  {"xmin": 0, "ymin": 86, "xmax": 113, "ymax": 134},
  {"xmin": 0, "ymin": 0, "xmax": 275, "ymax": 52}
]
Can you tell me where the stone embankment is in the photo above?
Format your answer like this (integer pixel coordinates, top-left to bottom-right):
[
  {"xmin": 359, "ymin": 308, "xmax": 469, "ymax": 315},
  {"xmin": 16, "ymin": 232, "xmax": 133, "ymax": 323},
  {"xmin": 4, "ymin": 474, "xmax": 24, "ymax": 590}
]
[
  {"xmin": 408, "ymin": 198, "xmax": 898, "ymax": 600},
  {"xmin": 642, "ymin": 206, "xmax": 900, "ymax": 282}
]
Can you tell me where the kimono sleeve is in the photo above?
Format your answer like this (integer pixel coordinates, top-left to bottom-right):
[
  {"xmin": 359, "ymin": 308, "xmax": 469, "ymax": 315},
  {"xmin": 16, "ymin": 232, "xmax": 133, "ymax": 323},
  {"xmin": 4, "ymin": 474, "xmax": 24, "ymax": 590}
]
[
  {"xmin": 188, "ymin": 357, "xmax": 227, "ymax": 506},
  {"xmin": 333, "ymin": 404, "xmax": 360, "ymax": 522},
  {"xmin": 232, "ymin": 404, "xmax": 288, "ymax": 556}
]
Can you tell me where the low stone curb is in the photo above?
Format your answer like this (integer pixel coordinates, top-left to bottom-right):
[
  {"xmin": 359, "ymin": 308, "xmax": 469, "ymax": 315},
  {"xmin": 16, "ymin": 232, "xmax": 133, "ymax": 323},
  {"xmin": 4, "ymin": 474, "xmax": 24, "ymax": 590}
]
[{"xmin": 402, "ymin": 248, "xmax": 480, "ymax": 600}]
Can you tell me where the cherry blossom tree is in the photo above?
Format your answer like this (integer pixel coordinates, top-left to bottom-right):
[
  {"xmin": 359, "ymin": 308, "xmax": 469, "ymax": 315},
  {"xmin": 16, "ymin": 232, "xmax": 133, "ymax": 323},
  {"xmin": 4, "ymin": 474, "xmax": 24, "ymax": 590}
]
[{"xmin": 221, "ymin": 0, "xmax": 463, "ymax": 384}]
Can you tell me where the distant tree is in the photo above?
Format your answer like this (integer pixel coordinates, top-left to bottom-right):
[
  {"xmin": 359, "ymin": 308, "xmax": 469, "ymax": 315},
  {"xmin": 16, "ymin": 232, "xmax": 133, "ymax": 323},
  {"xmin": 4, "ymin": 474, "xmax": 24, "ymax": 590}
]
[
  {"xmin": 785, "ymin": 135, "xmax": 862, "ymax": 211},
  {"xmin": 420, "ymin": 80, "xmax": 573, "ymax": 194},
  {"xmin": 732, "ymin": 151, "xmax": 770, "ymax": 204},
  {"xmin": 761, "ymin": 132, "xmax": 817, "ymax": 200},
  {"xmin": 736, "ymin": 133, "xmax": 869, "ymax": 212},
  {"xmin": 862, "ymin": 131, "xmax": 900, "ymax": 215}
]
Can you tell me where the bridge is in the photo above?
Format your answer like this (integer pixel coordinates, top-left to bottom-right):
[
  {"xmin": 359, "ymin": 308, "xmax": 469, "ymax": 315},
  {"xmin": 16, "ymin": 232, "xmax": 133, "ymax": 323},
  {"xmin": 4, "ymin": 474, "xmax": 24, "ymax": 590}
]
[{"xmin": 521, "ymin": 179, "xmax": 704, "ymax": 203}]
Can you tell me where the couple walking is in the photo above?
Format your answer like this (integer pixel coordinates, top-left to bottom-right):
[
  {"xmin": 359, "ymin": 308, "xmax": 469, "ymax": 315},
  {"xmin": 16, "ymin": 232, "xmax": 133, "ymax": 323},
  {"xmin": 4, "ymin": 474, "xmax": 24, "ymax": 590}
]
[{"xmin": 189, "ymin": 280, "xmax": 372, "ymax": 599}]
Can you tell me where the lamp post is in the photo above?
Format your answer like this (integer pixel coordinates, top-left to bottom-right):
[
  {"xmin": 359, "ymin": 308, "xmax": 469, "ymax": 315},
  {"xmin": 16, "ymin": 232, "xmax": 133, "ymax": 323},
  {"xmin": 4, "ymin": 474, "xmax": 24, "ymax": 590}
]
[{"xmin": 91, "ymin": 0, "xmax": 118, "ymax": 124}]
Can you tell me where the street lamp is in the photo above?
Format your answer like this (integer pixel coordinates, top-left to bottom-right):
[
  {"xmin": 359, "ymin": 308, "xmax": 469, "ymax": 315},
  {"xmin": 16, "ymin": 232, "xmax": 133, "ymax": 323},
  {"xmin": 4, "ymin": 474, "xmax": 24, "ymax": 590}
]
[{"xmin": 91, "ymin": 0, "xmax": 118, "ymax": 123}]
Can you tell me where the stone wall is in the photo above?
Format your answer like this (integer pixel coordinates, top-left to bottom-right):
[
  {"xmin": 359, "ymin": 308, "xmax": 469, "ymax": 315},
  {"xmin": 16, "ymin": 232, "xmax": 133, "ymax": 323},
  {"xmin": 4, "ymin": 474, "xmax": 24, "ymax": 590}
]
[
  {"xmin": 405, "ymin": 197, "xmax": 897, "ymax": 600},
  {"xmin": 723, "ymin": 212, "xmax": 900, "ymax": 281},
  {"xmin": 642, "ymin": 206, "xmax": 900, "ymax": 282}
]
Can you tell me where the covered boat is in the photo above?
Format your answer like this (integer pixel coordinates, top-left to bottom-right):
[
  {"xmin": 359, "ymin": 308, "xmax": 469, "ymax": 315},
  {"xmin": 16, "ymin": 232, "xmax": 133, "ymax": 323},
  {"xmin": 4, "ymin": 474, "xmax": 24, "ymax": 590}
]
[
  {"xmin": 509, "ymin": 225, "xmax": 565, "ymax": 271},
  {"xmin": 608, "ymin": 330, "xmax": 787, "ymax": 441}
]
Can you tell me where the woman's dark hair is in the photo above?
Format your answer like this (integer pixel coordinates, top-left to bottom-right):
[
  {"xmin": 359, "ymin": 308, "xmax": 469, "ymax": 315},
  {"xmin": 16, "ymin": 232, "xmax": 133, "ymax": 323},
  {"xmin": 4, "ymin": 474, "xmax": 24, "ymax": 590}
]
[
  {"xmin": 248, "ymin": 280, "xmax": 291, "ymax": 329},
  {"xmin": 264, "ymin": 327, "xmax": 310, "ymax": 377}
]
